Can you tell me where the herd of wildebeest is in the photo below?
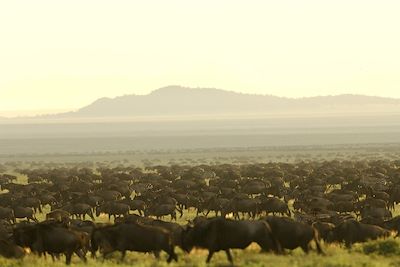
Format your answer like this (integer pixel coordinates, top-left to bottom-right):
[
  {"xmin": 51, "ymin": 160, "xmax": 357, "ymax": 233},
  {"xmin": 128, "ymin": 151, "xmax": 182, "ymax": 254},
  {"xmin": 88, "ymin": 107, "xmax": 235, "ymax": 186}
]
[{"xmin": 1, "ymin": 159, "xmax": 400, "ymax": 264}]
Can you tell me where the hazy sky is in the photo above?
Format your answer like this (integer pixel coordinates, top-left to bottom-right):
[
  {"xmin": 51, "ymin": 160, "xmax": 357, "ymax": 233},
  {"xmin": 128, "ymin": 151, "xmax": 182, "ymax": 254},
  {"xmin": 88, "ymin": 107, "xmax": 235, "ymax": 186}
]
[{"xmin": 1, "ymin": 1, "xmax": 400, "ymax": 116}]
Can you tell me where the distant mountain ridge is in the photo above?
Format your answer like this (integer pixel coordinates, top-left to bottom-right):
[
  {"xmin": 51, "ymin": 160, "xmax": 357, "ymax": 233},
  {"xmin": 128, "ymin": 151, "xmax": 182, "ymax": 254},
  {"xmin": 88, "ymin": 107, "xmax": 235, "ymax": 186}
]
[{"xmin": 37, "ymin": 86, "xmax": 400, "ymax": 118}]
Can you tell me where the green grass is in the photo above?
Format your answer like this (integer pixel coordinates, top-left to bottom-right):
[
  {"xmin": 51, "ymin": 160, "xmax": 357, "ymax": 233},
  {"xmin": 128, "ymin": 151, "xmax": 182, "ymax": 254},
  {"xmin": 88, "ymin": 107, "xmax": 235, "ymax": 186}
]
[{"xmin": 2, "ymin": 243, "xmax": 400, "ymax": 267}]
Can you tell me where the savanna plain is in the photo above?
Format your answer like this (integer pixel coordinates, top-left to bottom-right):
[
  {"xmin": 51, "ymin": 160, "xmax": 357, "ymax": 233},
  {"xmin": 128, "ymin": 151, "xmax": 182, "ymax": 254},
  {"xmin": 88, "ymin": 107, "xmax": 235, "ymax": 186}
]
[{"xmin": 1, "ymin": 144, "xmax": 400, "ymax": 267}]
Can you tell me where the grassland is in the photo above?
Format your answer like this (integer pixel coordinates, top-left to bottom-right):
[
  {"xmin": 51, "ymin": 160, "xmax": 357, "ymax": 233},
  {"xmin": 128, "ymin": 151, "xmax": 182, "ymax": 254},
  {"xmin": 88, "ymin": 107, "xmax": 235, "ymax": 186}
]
[
  {"xmin": 2, "ymin": 144, "xmax": 400, "ymax": 266},
  {"xmin": 2, "ymin": 241, "xmax": 400, "ymax": 267}
]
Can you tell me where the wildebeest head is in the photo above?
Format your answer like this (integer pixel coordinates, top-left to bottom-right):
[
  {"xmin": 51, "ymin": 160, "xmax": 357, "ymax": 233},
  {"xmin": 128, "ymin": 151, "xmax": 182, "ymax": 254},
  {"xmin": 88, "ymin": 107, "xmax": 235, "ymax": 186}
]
[
  {"xmin": 95, "ymin": 204, "xmax": 109, "ymax": 217},
  {"xmin": 13, "ymin": 224, "xmax": 38, "ymax": 249},
  {"xmin": 90, "ymin": 226, "xmax": 116, "ymax": 257},
  {"xmin": 326, "ymin": 219, "xmax": 358, "ymax": 243},
  {"xmin": 181, "ymin": 219, "xmax": 210, "ymax": 253},
  {"xmin": 0, "ymin": 239, "xmax": 25, "ymax": 259},
  {"xmin": 181, "ymin": 225, "xmax": 195, "ymax": 253}
]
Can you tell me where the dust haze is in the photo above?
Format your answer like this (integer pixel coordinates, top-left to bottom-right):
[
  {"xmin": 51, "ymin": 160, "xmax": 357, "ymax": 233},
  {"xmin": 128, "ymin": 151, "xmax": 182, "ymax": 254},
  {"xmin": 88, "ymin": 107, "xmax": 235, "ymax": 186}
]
[{"xmin": 1, "ymin": 86, "xmax": 399, "ymax": 156}]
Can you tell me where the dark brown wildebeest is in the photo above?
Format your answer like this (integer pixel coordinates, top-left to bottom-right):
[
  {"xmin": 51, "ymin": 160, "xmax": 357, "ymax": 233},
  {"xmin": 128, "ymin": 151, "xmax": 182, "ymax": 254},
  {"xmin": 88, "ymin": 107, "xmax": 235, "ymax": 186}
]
[
  {"xmin": 136, "ymin": 217, "xmax": 185, "ymax": 249},
  {"xmin": 13, "ymin": 206, "xmax": 38, "ymax": 222},
  {"xmin": 96, "ymin": 190, "xmax": 122, "ymax": 202},
  {"xmin": 360, "ymin": 216, "xmax": 384, "ymax": 226},
  {"xmin": 198, "ymin": 197, "xmax": 230, "ymax": 217},
  {"xmin": 64, "ymin": 203, "xmax": 95, "ymax": 221},
  {"xmin": 119, "ymin": 199, "xmax": 146, "ymax": 216},
  {"xmin": 262, "ymin": 216, "xmax": 324, "ymax": 254},
  {"xmin": 13, "ymin": 222, "xmax": 87, "ymax": 264},
  {"xmin": 332, "ymin": 201, "xmax": 354, "ymax": 213},
  {"xmin": 19, "ymin": 197, "xmax": 42, "ymax": 213},
  {"xmin": 46, "ymin": 209, "xmax": 70, "ymax": 223},
  {"xmin": 0, "ymin": 219, "xmax": 13, "ymax": 240},
  {"xmin": 0, "ymin": 239, "xmax": 25, "ymax": 259},
  {"xmin": 382, "ymin": 216, "xmax": 400, "ymax": 236},
  {"xmin": 230, "ymin": 198, "xmax": 259, "ymax": 219},
  {"xmin": 361, "ymin": 206, "xmax": 392, "ymax": 220},
  {"xmin": 356, "ymin": 198, "xmax": 387, "ymax": 212},
  {"xmin": 327, "ymin": 219, "xmax": 391, "ymax": 248},
  {"xmin": 95, "ymin": 202, "xmax": 130, "ymax": 221},
  {"xmin": 0, "ymin": 207, "xmax": 15, "ymax": 223},
  {"xmin": 90, "ymin": 223, "xmax": 178, "ymax": 263},
  {"xmin": 258, "ymin": 196, "xmax": 291, "ymax": 216},
  {"xmin": 145, "ymin": 204, "xmax": 178, "ymax": 220},
  {"xmin": 312, "ymin": 221, "xmax": 335, "ymax": 242},
  {"xmin": 182, "ymin": 217, "xmax": 281, "ymax": 264}
]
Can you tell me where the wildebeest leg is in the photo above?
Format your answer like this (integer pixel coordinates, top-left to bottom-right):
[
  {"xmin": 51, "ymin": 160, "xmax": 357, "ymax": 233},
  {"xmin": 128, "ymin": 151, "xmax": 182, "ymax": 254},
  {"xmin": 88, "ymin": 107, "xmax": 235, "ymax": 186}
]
[
  {"xmin": 153, "ymin": 250, "xmax": 160, "ymax": 259},
  {"xmin": 75, "ymin": 249, "xmax": 87, "ymax": 263},
  {"xmin": 89, "ymin": 210, "xmax": 95, "ymax": 221},
  {"xmin": 102, "ymin": 251, "xmax": 113, "ymax": 262},
  {"xmin": 345, "ymin": 241, "xmax": 352, "ymax": 249},
  {"xmin": 313, "ymin": 233, "xmax": 325, "ymax": 255},
  {"xmin": 301, "ymin": 244, "xmax": 310, "ymax": 254},
  {"xmin": 177, "ymin": 206, "xmax": 183, "ymax": 218},
  {"xmin": 165, "ymin": 245, "xmax": 178, "ymax": 263},
  {"xmin": 206, "ymin": 250, "xmax": 215, "ymax": 263},
  {"xmin": 166, "ymin": 251, "xmax": 174, "ymax": 263},
  {"xmin": 50, "ymin": 253, "xmax": 60, "ymax": 262},
  {"xmin": 225, "ymin": 249, "xmax": 233, "ymax": 264},
  {"xmin": 286, "ymin": 208, "xmax": 291, "ymax": 217},
  {"xmin": 119, "ymin": 250, "xmax": 126, "ymax": 262},
  {"xmin": 65, "ymin": 251, "xmax": 73, "ymax": 265}
]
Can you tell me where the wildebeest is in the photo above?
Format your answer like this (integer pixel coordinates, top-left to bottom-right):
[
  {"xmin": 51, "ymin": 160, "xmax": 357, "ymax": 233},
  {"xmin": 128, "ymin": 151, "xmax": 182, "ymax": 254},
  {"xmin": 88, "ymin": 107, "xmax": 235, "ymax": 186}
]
[
  {"xmin": 13, "ymin": 222, "xmax": 87, "ymax": 264},
  {"xmin": 262, "ymin": 216, "xmax": 324, "ymax": 254},
  {"xmin": 327, "ymin": 219, "xmax": 391, "ymax": 248},
  {"xmin": 135, "ymin": 217, "xmax": 185, "ymax": 249},
  {"xmin": 95, "ymin": 202, "xmax": 130, "ymax": 220},
  {"xmin": 383, "ymin": 216, "xmax": 400, "ymax": 236},
  {"xmin": 91, "ymin": 222, "xmax": 178, "ymax": 263},
  {"xmin": 0, "ymin": 207, "xmax": 15, "ymax": 223},
  {"xmin": 258, "ymin": 196, "xmax": 291, "ymax": 216},
  {"xmin": 182, "ymin": 217, "xmax": 281, "ymax": 264},
  {"xmin": 63, "ymin": 203, "xmax": 95, "ymax": 221},
  {"xmin": 0, "ymin": 239, "xmax": 25, "ymax": 259},
  {"xmin": 145, "ymin": 204, "xmax": 178, "ymax": 220},
  {"xmin": 13, "ymin": 206, "xmax": 38, "ymax": 222},
  {"xmin": 312, "ymin": 221, "xmax": 336, "ymax": 242},
  {"xmin": 361, "ymin": 206, "xmax": 392, "ymax": 220},
  {"xmin": 46, "ymin": 209, "xmax": 71, "ymax": 223}
]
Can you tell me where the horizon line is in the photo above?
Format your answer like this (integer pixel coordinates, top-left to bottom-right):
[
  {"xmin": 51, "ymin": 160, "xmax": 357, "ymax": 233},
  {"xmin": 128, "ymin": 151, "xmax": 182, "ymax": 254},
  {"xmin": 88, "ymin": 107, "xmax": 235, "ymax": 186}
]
[{"xmin": 1, "ymin": 86, "xmax": 400, "ymax": 119}]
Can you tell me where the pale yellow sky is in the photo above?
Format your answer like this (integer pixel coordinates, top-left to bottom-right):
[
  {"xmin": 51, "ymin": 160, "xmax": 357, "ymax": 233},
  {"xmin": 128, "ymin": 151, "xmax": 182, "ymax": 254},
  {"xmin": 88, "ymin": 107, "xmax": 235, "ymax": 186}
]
[{"xmin": 1, "ymin": 1, "xmax": 400, "ymax": 117}]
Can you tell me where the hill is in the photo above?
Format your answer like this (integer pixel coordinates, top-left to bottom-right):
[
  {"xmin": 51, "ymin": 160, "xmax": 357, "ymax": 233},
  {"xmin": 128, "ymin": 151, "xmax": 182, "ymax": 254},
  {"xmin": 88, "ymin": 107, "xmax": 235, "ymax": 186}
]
[{"xmin": 51, "ymin": 86, "xmax": 400, "ymax": 118}]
